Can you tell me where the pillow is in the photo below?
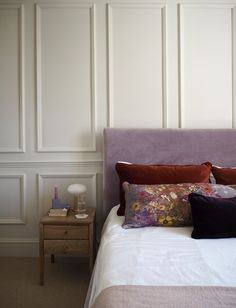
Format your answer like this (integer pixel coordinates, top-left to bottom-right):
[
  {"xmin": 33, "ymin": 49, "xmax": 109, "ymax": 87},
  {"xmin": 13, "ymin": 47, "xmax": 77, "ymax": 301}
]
[
  {"xmin": 122, "ymin": 183, "xmax": 236, "ymax": 229},
  {"xmin": 122, "ymin": 182, "xmax": 232, "ymax": 229},
  {"xmin": 189, "ymin": 193, "xmax": 236, "ymax": 239},
  {"xmin": 116, "ymin": 162, "xmax": 212, "ymax": 216},
  {"xmin": 211, "ymin": 166, "xmax": 236, "ymax": 185},
  {"xmin": 195, "ymin": 183, "xmax": 236, "ymax": 198}
]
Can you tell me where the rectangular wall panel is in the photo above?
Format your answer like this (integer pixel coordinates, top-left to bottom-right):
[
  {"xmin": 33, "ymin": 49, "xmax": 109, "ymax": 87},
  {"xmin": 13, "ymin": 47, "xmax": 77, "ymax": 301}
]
[
  {"xmin": 179, "ymin": 4, "xmax": 234, "ymax": 128},
  {"xmin": 233, "ymin": 6, "xmax": 236, "ymax": 127},
  {"xmin": 0, "ymin": 5, "xmax": 25, "ymax": 152},
  {"xmin": 38, "ymin": 173, "xmax": 97, "ymax": 216},
  {"xmin": 36, "ymin": 4, "xmax": 96, "ymax": 152},
  {"xmin": 0, "ymin": 175, "xmax": 25, "ymax": 224},
  {"xmin": 108, "ymin": 3, "xmax": 166, "ymax": 128}
]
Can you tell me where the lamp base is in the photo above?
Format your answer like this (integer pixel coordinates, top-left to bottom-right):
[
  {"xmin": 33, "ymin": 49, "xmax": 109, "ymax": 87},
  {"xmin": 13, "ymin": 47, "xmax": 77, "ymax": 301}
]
[{"xmin": 74, "ymin": 201, "xmax": 86, "ymax": 213}]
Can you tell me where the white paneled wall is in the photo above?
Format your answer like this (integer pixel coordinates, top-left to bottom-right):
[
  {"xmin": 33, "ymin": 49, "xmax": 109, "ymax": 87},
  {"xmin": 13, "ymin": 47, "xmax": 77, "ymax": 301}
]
[
  {"xmin": 0, "ymin": 174, "xmax": 25, "ymax": 224},
  {"xmin": 108, "ymin": 3, "xmax": 166, "ymax": 127},
  {"xmin": 36, "ymin": 3, "xmax": 96, "ymax": 151},
  {"xmin": 0, "ymin": 4, "xmax": 25, "ymax": 152},
  {"xmin": 0, "ymin": 0, "xmax": 235, "ymax": 255},
  {"xmin": 179, "ymin": 4, "xmax": 235, "ymax": 128}
]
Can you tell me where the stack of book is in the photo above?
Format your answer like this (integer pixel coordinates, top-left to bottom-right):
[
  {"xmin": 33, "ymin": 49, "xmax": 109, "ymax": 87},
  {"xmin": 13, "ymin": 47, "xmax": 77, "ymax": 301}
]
[{"xmin": 48, "ymin": 208, "xmax": 68, "ymax": 217}]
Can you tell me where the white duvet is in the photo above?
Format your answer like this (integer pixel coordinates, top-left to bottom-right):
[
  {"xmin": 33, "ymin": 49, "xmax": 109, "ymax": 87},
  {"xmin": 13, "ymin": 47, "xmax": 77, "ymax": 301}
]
[{"xmin": 86, "ymin": 205, "xmax": 236, "ymax": 307}]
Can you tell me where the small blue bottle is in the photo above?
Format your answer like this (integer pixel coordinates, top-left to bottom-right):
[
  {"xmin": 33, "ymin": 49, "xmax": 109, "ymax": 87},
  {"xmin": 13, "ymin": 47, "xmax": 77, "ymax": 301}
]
[{"xmin": 52, "ymin": 186, "xmax": 70, "ymax": 209}]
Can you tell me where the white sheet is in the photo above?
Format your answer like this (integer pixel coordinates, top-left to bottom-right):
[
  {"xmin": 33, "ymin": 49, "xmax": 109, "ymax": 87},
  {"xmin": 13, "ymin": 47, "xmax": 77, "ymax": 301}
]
[{"xmin": 87, "ymin": 205, "xmax": 236, "ymax": 307}]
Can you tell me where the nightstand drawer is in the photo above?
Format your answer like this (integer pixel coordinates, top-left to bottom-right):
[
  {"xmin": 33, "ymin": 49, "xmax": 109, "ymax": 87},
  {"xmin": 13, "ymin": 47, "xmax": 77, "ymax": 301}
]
[
  {"xmin": 44, "ymin": 240, "xmax": 89, "ymax": 255},
  {"xmin": 44, "ymin": 225, "xmax": 88, "ymax": 239}
]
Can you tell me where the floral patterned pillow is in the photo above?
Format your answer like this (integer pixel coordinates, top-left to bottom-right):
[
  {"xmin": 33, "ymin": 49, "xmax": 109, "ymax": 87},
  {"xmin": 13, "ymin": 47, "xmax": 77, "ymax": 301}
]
[
  {"xmin": 122, "ymin": 182, "xmax": 236, "ymax": 229},
  {"xmin": 196, "ymin": 184, "xmax": 236, "ymax": 198}
]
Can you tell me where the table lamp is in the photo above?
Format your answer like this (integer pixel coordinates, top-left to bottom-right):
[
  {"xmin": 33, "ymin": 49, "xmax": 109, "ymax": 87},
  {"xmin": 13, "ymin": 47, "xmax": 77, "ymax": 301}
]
[{"xmin": 67, "ymin": 183, "xmax": 87, "ymax": 213}]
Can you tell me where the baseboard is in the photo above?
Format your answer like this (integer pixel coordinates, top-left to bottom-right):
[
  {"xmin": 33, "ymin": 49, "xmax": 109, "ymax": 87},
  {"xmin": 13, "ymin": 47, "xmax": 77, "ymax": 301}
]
[{"xmin": 0, "ymin": 238, "xmax": 39, "ymax": 257}]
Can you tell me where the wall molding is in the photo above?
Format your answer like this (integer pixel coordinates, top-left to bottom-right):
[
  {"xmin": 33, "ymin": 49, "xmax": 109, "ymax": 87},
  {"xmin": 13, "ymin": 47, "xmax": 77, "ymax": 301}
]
[
  {"xmin": 0, "ymin": 4, "xmax": 25, "ymax": 153},
  {"xmin": 107, "ymin": 3, "xmax": 167, "ymax": 128},
  {"xmin": 37, "ymin": 172, "xmax": 97, "ymax": 217},
  {"xmin": 35, "ymin": 3, "xmax": 96, "ymax": 152},
  {"xmin": 0, "ymin": 238, "xmax": 38, "ymax": 244},
  {"xmin": 178, "ymin": 3, "xmax": 236, "ymax": 128},
  {"xmin": 0, "ymin": 174, "xmax": 26, "ymax": 224},
  {"xmin": 0, "ymin": 160, "xmax": 102, "ymax": 168}
]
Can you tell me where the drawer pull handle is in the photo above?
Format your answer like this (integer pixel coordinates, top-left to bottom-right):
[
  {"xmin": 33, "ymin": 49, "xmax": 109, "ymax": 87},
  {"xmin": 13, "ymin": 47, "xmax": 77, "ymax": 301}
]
[{"xmin": 64, "ymin": 231, "xmax": 68, "ymax": 235}]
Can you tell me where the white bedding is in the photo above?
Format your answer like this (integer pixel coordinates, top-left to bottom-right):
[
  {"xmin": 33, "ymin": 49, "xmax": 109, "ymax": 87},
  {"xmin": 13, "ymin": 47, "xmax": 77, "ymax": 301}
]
[{"xmin": 87, "ymin": 205, "xmax": 236, "ymax": 307}]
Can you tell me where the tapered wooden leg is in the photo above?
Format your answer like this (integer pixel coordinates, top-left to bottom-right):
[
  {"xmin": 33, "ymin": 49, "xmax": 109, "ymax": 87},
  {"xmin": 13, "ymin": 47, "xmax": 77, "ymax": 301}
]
[
  {"xmin": 39, "ymin": 223, "xmax": 44, "ymax": 285},
  {"xmin": 89, "ymin": 222, "xmax": 94, "ymax": 273},
  {"xmin": 40, "ymin": 254, "xmax": 44, "ymax": 285}
]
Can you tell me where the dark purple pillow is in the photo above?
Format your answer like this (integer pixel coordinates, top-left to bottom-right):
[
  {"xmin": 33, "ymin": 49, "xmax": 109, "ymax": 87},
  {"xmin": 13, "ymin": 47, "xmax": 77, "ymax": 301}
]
[{"xmin": 189, "ymin": 193, "xmax": 236, "ymax": 239}]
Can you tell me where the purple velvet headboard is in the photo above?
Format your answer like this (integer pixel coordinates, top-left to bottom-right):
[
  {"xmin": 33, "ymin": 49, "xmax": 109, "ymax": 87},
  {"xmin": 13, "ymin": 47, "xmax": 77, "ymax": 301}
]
[{"xmin": 103, "ymin": 128, "xmax": 236, "ymax": 218}]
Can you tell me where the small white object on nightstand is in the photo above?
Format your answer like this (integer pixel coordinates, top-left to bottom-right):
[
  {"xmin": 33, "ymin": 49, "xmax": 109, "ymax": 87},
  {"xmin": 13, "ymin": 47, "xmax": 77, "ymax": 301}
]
[{"xmin": 75, "ymin": 213, "xmax": 88, "ymax": 219}]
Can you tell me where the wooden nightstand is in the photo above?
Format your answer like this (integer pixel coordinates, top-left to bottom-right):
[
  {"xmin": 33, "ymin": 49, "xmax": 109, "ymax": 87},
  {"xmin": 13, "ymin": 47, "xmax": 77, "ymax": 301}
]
[{"xmin": 39, "ymin": 208, "xmax": 96, "ymax": 285}]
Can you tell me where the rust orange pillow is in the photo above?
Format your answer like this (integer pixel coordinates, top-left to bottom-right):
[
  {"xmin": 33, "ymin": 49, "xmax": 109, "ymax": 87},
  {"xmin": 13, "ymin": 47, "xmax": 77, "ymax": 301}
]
[
  {"xmin": 211, "ymin": 166, "xmax": 236, "ymax": 185},
  {"xmin": 116, "ymin": 162, "xmax": 212, "ymax": 216}
]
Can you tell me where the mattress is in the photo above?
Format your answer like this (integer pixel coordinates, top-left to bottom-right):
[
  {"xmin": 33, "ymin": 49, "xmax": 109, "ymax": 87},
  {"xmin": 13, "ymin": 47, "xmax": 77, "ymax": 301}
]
[{"xmin": 85, "ymin": 205, "xmax": 236, "ymax": 307}]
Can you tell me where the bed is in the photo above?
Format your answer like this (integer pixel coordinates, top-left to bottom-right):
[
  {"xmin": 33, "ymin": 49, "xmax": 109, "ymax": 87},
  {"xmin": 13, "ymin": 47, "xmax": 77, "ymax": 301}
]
[{"xmin": 85, "ymin": 128, "xmax": 236, "ymax": 308}]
